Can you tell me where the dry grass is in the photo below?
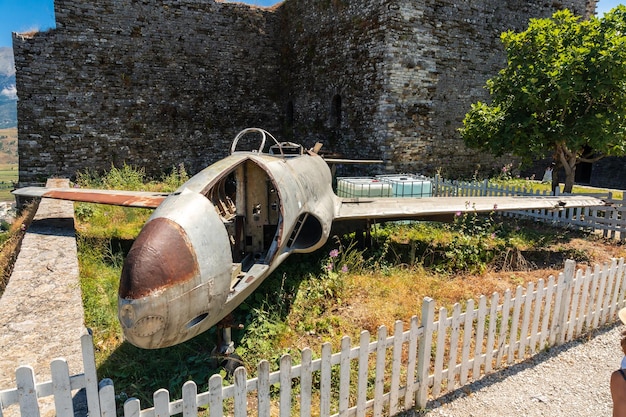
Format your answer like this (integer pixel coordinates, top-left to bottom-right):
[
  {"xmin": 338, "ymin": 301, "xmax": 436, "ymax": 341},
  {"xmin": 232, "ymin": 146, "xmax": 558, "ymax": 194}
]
[
  {"xmin": 279, "ymin": 231, "xmax": 626, "ymax": 355},
  {"xmin": 0, "ymin": 203, "xmax": 37, "ymax": 296}
]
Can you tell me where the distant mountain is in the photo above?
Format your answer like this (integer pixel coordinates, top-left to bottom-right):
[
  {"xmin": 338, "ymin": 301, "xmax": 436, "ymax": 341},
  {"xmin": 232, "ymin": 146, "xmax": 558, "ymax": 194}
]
[{"xmin": 0, "ymin": 48, "xmax": 17, "ymax": 129}]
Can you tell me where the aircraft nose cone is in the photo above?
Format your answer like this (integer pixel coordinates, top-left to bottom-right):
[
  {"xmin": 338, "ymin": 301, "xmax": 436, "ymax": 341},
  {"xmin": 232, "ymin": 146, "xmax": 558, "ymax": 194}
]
[{"xmin": 120, "ymin": 217, "xmax": 198, "ymax": 299}]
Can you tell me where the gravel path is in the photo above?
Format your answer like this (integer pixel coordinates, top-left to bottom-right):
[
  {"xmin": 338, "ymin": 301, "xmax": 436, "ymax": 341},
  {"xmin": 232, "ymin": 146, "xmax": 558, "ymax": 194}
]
[{"xmin": 406, "ymin": 322, "xmax": 623, "ymax": 417}]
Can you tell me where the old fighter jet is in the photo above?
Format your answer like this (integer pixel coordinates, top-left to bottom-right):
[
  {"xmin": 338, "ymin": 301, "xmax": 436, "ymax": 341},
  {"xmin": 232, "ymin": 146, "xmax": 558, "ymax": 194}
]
[{"xmin": 13, "ymin": 128, "xmax": 606, "ymax": 351}]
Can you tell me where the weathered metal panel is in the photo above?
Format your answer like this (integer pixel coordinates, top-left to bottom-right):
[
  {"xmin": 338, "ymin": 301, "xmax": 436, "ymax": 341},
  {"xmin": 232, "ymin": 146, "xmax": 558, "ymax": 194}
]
[
  {"xmin": 334, "ymin": 195, "xmax": 606, "ymax": 221},
  {"xmin": 12, "ymin": 187, "xmax": 167, "ymax": 208}
]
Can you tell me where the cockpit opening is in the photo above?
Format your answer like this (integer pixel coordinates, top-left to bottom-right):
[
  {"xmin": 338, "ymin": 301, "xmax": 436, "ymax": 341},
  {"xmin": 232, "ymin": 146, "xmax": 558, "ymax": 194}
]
[{"xmin": 203, "ymin": 159, "xmax": 283, "ymax": 274}]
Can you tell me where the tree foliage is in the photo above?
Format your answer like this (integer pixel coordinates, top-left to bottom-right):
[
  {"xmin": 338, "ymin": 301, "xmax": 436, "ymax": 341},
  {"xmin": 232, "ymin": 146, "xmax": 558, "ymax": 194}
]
[{"xmin": 460, "ymin": 7, "xmax": 626, "ymax": 192}]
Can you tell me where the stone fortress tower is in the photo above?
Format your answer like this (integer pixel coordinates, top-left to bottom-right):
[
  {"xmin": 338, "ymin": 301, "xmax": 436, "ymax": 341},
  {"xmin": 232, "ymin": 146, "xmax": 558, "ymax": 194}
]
[{"xmin": 13, "ymin": 0, "xmax": 600, "ymax": 185}]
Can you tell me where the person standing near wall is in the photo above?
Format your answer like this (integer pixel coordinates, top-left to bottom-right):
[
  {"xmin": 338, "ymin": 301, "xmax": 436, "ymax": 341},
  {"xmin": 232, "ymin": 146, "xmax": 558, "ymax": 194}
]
[
  {"xmin": 542, "ymin": 162, "xmax": 554, "ymax": 184},
  {"xmin": 611, "ymin": 309, "xmax": 626, "ymax": 416}
]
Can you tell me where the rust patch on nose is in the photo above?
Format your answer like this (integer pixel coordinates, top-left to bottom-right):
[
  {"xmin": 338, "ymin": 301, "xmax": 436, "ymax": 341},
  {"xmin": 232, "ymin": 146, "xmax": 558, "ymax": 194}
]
[{"xmin": 120, "ymin": 217, "xmax": 198, "ymax": 299}]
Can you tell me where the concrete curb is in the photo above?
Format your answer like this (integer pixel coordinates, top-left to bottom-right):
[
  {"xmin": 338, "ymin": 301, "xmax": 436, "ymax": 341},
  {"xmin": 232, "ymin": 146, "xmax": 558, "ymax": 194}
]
[{"xmin": 0, "ymin": 179, "xmax": 86, "ymax": 417}]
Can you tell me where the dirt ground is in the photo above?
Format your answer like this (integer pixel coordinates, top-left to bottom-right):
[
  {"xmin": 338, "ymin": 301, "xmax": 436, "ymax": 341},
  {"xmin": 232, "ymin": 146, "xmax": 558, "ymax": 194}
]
[
  {"xmin": 463, "ymin": 232, "xmax": 626, "ymax": 302},
  {"xmin": 506, "ymin": 234, "xmax": 623, "ymax": 274}
]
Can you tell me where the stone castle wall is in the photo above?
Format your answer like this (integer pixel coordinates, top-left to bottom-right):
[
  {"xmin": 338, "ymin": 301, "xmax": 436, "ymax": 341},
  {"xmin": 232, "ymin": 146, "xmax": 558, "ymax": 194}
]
[
  {"xmin": 405, "ymin": 0, "xmax": 593, "ymax": 176},
  {"xmin": 14, "ymin": 0, "xmax": 597, "ymax": 183},
  {"xmin": 14, "ymin": 0, "xmax": 282, "ymax": 181}
]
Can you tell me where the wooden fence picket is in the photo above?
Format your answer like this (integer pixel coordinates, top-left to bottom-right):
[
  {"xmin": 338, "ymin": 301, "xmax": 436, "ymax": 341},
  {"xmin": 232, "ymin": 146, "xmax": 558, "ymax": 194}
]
[
  {"xmin": 617, "ymin": 259, "xmax": 626, "ymax": 311},
  {"xmin": 374, "ymin": 326, "xmax": 387, "ymax": 417},
  {"xmin": 557, "ymin": 261, "xmax": 575, "ymax": 344},
  {"xmin": 154, "ymin": 388, "xmax": 170, "ymax": 416},
  {"xmin": 519, "ymin": 282, "xmax": 534, "ymax": 357},
  {"xmin": 496, "ymin": 289, "xmax": 511, "ymax": 367},
  {"xmin": 460, "ymin": 299, "xmax": 474, "ymax": 384},
  {"xmin": 540, "ymin": 276, "xmax": 555, "ymax": 349},
  {"xmin": 586, "ymin": 266, "xmax": 600, "ymax": 330},
  {"xmin": 576, "ymin": 268, "xmax": 592, "ymax": 336},
  {"xmin": 16, "ymin": 366, "xmax": 38, "ymax": 417},
  {"xmin": 389, "ymin": 321, "xmax": 403, "ymax": 416},
  {"xmin": 404, "ymin": 316, "xmax": 419, "ymax": 411},
  {"xmin": 432, "ymin": 308, "xmax": 447, "ymax": 398},
  {"xmin": 279, "ymin": 354, "xmax": 291, "ymax": 417},
  {"xmin": 485, "ymin": 293, "xmax": 499, "ymax": 373},
  {"xmin": 321, "ymin": 342, "xmax": 332, "ymax": 417},
  {"xmin": 549, "ymin": 274, "xmax": 565, "ymax": 346},
  {"xmin": 233, "ymin": 368, "xmax": 247, "ymax": 417},
  {"xmin": 508, "ymin": 286, "xmax": 523, "ymax": 364},
  {"xmin": 257, "ymin": 360, "xmax": 271, "ymax": 417},
  {"xmin": 473, "ymin": 296, "xmax": 487, "ymax": 377},
  {"xmin": 567, "ymin": 270, "xmax": 584, "ymax": 341},
  {"xmin": 603, "ymin": 260, "xmax": 618, "ymax": 325},
  {"xmin": 300, "ymin": 348, "xmax": 310, "ymax": 417},
  {"xmin": 50, "ymin": 359, "xmax": 72, "ymax": 417},
  {"xmin": 356, "ymin": 331, "xmax": 369, "ymax": 417},
  {"xmin": 447, "ymin": 304, "xmax": 462, "ymax": 390},
  {"xmin": 610, "ymin": 259, "xmax": 623, "ymax": 319},
  {"xmin": 97, "ymin": 379, "xmax": 115, "ymax": 417},
  {"xmin": 593, "ymin": 264, "xmax": 606, "ymax": 329},
  {"xmin": 416, "ymin": 298, "xmax": 435, "ymax": 408},
  {"xmin": 182, "ymin": 381, "xmax": 197, "ymax": 417},
  {"xmin": 529, "ymin": 281, "xmax": 543, "ymax": 354},
  {"xmin": 81, "ymin": 331, "xmax": 101, "ymax": 417}
]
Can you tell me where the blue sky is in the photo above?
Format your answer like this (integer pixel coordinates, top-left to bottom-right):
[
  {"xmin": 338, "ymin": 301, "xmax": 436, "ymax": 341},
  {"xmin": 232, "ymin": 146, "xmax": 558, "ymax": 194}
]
[
  {"xmin": 0, "ymin": 0, "xmax": 623, "ymax": 48},
  {"xmin": 0, "ymin": 0, "xmax": 280, "ymax": 47}
]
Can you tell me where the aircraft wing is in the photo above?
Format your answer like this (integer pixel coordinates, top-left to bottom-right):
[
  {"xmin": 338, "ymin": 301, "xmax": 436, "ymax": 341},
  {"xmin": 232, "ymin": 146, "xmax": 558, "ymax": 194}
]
[
  {"xmin": 334, "ymin": 195, "xmax": 606, "ymax": 222},
  {"xmin": 12, "ymin": 187, "xmax": 168, "ymax": 209}
]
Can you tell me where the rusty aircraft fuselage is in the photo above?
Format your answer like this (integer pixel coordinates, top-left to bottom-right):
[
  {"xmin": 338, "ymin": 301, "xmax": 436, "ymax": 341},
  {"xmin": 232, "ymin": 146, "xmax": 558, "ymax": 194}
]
[{"xmin": 118, "ymin": 142, "xmax": 335, "ymax": 348}]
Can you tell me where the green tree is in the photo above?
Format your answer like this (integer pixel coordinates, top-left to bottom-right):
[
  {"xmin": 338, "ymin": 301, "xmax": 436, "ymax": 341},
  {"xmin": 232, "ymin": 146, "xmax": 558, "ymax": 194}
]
[{"xmin": 460, "ymin": 7, "xmax": 626, "ymax": 193}]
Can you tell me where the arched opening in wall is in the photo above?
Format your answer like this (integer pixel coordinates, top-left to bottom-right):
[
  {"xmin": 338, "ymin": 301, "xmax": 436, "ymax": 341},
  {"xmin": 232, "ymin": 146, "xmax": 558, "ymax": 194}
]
[
  {"xmin": 331, "ymin": 94, "xmax": 342, "ymax": 128},
  {"xmin": 285, "ymin": 101, "xmax": 294, "ymax": 127}
]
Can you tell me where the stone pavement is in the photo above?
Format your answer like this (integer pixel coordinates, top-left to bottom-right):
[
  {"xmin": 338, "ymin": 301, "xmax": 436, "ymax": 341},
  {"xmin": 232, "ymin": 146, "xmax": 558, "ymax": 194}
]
[{"xmin": 0, "ymin": 179, "xmax": 86, "ymax": 417}]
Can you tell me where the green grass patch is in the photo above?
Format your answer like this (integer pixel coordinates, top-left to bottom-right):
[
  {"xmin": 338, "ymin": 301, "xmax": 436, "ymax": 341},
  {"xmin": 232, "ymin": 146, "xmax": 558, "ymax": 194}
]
[
  {"xmin": 488, "ymin": 177, "xmax": 623, "ymax": 200},
  {"xmin": 0, "ymin": 164, "xmax": 18, "ymax": 202}
]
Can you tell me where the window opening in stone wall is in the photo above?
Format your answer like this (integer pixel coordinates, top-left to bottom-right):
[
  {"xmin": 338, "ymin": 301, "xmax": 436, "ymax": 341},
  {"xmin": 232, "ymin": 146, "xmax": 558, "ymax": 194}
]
[
  {"xmin": 331, "ymin": 94, "xmax": 342, "ymax": 127},
  {"xmin": 286, "ymin": 101, "xmax": 294, "ymax": 127}
]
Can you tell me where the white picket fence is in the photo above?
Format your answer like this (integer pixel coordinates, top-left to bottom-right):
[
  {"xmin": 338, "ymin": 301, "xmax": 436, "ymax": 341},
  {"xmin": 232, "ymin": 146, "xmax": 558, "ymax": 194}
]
[
  {"xmin": 1, "ymin": 257, "xmax": 625, "ymax": 417},
  {"xmin": 0, "ymin": 332, "xmax": 102, "ymax": 417},
  {"xmin": 432, "ymin": 176, "xmax": 626, "ymax": 241}
]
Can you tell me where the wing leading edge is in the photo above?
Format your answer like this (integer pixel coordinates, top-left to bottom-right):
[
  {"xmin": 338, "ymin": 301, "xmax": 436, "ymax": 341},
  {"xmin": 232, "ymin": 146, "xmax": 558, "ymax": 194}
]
[
  {"xmin": 334, "ymin": 195, "xmax": 607, "ymax": 222},
  {"xmin": 12, "ymin": 187, "xmax": 169, "ymax": 209},
  {"xmin": 14, "ymin": 187, "xmax": 607, "ymax": 220}
]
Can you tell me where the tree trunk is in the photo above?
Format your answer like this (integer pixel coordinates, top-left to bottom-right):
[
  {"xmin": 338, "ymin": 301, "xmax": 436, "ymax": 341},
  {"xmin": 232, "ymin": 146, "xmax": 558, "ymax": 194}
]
[
  {"xmin": 561, "ymin": 155, "xmax": 577, "ymax": 193},
  {"xmin": 555, "ymin": 143, "xmax": 578, "ymax": 194},
  {"xmin": 563, "ymin": 165, "xmax": 576, "ymax": 193}
]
